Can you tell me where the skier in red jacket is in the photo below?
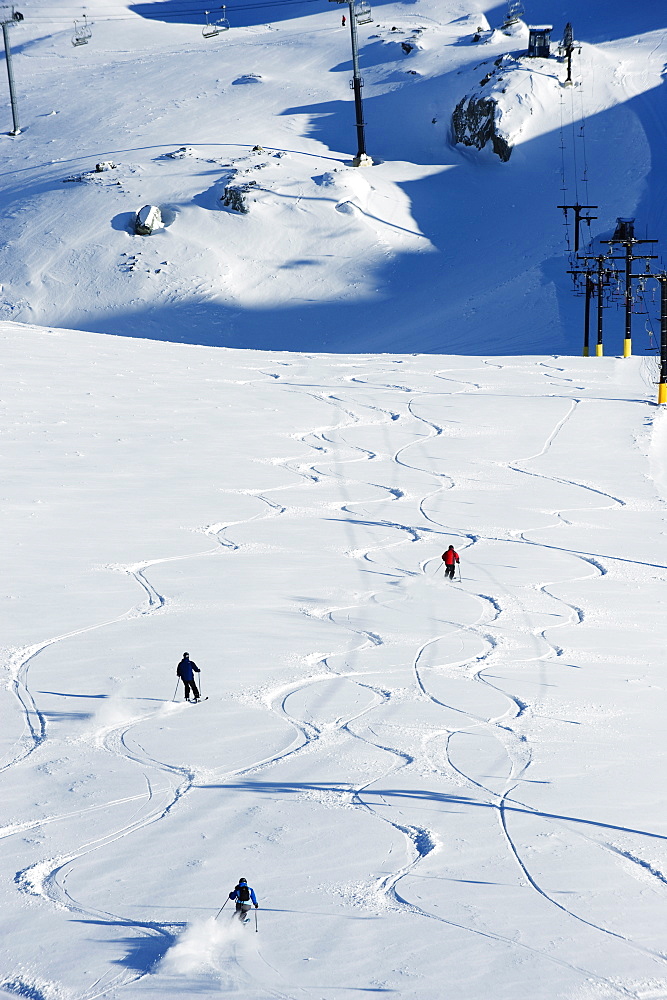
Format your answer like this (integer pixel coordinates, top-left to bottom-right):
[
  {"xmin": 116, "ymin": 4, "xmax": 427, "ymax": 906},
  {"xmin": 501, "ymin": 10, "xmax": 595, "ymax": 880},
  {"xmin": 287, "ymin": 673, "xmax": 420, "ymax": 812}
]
[{"xmin": 441, "ymin": 545, "xmax": 460, "ymax": 580}]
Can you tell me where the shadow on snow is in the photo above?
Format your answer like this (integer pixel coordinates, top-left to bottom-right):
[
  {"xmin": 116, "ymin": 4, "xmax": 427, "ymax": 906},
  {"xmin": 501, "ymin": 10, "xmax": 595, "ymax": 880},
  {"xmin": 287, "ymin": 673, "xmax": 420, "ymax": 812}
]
[{"xmin": 196, "ymin": 779, "xmax": 667, "ymax": 842}]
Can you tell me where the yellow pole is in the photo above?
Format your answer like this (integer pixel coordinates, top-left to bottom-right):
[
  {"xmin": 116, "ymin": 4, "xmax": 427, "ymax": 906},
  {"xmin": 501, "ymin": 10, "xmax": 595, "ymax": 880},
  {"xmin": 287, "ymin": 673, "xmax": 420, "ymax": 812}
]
[
  {"xmin": 595, "ymin": 343, "xmax": 603, "ymax": 357},
  {"xmin": 582, "ymin": 346, "xmax": 589, "ymax": 357},
  {"xmin": 659, "ymin": 277, "xmax": 667, "ymax": 405},
  {"xmin": 623, "ymin": 337, "xmax": 631, "ymax": 358}
]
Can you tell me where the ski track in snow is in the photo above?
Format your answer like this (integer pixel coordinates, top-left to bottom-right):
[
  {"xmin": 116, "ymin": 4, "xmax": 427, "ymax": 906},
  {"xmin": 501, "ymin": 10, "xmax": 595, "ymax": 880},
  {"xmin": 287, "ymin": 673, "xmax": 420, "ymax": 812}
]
[
  {"xmin": 1, "ymin": 384, "xmax": 309, "ymax": 996},
  {"xmin": 6, "ymin": 358, "xmax": 666, "ymax": 998},
  {"xmin": 227, "ymin": 360, "xmax": 665, "ymax": 995},
  {"xmin": 267, "ymin": 359, "xmax": 667, "ymax": 993}
]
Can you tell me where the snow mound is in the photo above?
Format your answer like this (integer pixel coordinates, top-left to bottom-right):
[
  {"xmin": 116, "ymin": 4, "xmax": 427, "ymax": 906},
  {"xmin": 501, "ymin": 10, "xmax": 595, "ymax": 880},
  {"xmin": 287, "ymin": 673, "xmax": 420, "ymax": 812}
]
[{"xmin": 232, "ymin": 73, "xmax": 263, "ymax": 85}]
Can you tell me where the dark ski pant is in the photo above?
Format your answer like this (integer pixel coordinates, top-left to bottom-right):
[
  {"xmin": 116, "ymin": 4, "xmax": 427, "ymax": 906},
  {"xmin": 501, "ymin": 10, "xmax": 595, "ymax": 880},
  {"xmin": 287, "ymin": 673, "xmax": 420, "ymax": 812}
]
[
  {"xmin": 235, "ymin": 902, "xmax": 251, "ymax": 921},
  {"xmin": 182, "ymin": 678, "xmax": 199, "ymax": 700},
  {"xmin": 445, "ymin": 563, "xmax": 457, "ymax": 579}
]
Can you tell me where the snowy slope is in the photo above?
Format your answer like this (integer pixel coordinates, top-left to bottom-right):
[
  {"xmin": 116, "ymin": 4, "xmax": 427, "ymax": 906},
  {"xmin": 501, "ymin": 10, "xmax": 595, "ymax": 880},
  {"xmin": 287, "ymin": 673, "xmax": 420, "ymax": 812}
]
[
  {"xmin": 0, "ymin": 1, "xmax": 665, "ymax": 353},
  {"xmin": 2, "ymin": 319, "xmax": 666, "ymax": 999}
]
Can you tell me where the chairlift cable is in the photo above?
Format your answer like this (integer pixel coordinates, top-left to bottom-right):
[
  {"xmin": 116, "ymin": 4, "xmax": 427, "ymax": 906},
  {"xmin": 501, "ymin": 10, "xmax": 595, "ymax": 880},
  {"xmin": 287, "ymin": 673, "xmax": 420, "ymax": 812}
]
[
  {"xmin": 557, "ymin": 88, "xmax": 572, "ymax": 254},
  {"xmin": 576, "ymin": 54, "xmax": 591, "ymax": 207},
  {"xmin": 568, "ymin": 84, "xmax": 580, "ymax": 205}
]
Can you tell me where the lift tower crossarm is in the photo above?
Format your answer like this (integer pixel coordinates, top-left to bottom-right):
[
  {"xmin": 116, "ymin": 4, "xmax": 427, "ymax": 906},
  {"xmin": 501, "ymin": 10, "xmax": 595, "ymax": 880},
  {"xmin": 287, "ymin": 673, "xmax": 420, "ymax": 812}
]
[{"xmin": 557, "ymin": 203, "xmax": 598, "ymax": 253}]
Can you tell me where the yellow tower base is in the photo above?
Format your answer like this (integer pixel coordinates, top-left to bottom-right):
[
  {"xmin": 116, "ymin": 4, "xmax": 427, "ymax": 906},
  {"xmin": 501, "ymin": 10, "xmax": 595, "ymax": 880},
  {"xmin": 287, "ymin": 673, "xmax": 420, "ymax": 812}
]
[
  {"xmin": 623, "ymin": 338, "xmax": 632, "ymax": 358},
  {"xmin": 658, "ymin": 382, "xmax": 667, "ymax": 405},
  {"xmin": 595, "ymin": 344, "xmax": 603, "ymax": 357}
]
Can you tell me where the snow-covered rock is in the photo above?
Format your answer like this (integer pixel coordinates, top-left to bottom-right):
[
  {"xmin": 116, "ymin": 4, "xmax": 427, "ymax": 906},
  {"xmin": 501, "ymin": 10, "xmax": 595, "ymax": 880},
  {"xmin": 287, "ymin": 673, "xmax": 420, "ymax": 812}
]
[
  {"xmin": 134, "ymin": 204, "xmax": 163, "ymax": 235},
  {"xmin": 452, "ymin": 46, "xmax": 560, "ymax": 162}
]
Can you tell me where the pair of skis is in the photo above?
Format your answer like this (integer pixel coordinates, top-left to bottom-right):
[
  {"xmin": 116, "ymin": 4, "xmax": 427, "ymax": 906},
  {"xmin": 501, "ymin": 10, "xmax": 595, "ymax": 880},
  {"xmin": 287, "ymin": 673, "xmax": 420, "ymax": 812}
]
[
  {"xmin": 435, "ymin": 561, "xmax": 462, "ymax": 582},
  {"xmin": 172, "ymin": 683, "xmax": 207, "ymax": 702},
  {"xmin": 215, "ymin": 898, "xmax": 258, "ymax": 931}
]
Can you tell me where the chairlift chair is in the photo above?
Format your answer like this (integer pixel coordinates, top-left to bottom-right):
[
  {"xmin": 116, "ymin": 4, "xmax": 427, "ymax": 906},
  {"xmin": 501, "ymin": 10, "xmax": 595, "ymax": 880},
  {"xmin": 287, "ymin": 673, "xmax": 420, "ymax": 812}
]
[
  {"xmin": 202, "ymin": 6, "xmax": 229, "ymax": 38},
  {"xmin": 72, "ymin": 14, "xmax": 92, "ymax": 46},
  {"xmin": 202, "ymin": 12, "xmax": 219, "ymax": 38},
  {"xmin": 354, "ymin": 0, "xmax": 372, "ymax": 24}
]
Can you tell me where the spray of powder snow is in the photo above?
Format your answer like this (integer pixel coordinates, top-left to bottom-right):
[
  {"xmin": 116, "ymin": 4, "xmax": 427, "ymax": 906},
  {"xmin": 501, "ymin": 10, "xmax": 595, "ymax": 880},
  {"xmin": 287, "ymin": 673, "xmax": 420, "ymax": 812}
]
[{"xmin": 159, "ymin": 916, "xmax": 249, "ymax": 976}]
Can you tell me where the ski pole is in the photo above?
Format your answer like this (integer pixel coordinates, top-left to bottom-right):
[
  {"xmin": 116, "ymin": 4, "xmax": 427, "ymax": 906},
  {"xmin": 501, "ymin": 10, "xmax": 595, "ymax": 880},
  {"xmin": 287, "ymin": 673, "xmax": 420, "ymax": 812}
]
[
  {"xmin": 215, "ymin": 898, "xmax": 229, "ymax": 920},
  {"xmin": 254, "ymin": 908, "xmax": 258, "ymax": 933},
  {"xmin": 434, "ymin": 561, "xmax": 444, "ymax": 575},
  {"xmin": 172, "ymin": 680, "xmax": 179, "ymax": 702},
  {"xmin": 457, "ymin": 564, "xmax": 462, "ymax": 583}
]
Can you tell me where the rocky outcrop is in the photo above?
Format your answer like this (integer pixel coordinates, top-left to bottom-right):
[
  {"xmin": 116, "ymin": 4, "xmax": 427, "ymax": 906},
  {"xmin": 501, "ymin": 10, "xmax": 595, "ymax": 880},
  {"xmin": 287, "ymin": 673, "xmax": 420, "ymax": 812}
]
[
  {"xmin": 221, "ymin": 179, "xmax": 257, "ymax": 214},
  {"xmin": 449, "ymin": 22, "xmax": 558, "ymax": 164},
  {"xmin": 451, "ymin": 95, "xmax": 512, "ymax": 162}
]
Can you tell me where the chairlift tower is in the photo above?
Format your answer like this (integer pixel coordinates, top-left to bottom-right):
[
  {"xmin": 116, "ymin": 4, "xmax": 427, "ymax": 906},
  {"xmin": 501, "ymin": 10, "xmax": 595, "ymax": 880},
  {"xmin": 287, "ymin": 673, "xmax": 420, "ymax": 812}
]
[
  {"xmin": 574, "ymin": 254, "xmax": 617, "ymax": 357},
  {"xmin": 1, "ymin": 6, "xmax": 22, "ymax": 135},
  {"xmin": 601, "ymin": 233, "xmax": 658, "ymax": 357},
  {"xmin": 566, "ymin": 265, "xmax": 595, "ymax": 356},
  {"xmin": 558, "ymin": 22, "xmax": 579, "ymax": 86},
  {"xmin": 657, "ymin": 274, "xmax": 667, "ymax": 404},
  {"xmin": 630, "ymin": 269, "xmax": 667, "ymax": 404},
  {"xmin": 329, "ymin": 0, "xmax": 372, "ymax": 167}
]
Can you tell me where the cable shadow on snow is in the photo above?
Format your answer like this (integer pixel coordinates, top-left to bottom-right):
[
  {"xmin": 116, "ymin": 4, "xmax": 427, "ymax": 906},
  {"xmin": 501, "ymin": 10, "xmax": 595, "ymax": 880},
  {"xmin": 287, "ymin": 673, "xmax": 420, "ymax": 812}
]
[
  {"xmin": 130, "ymin": 0, "xmax": 399, "ymax": 29},
  {"xmin": 38, "ymin": 691, "xmax": 108, "ymax": 699},
  {"xmin": 196, "ymin": 780, "xmax": 667, "ymax": 842}
]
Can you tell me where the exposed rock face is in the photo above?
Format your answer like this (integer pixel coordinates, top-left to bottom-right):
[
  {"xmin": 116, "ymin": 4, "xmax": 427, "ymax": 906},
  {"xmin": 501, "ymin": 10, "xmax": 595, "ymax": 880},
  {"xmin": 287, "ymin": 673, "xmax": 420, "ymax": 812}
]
[
  {"xmin": 221, "ymin": 179, "xmax": 257, "ymax": 214},
  {"xmin": 452, "ymin": 95, "xmax": 512, "ymax": 162}
]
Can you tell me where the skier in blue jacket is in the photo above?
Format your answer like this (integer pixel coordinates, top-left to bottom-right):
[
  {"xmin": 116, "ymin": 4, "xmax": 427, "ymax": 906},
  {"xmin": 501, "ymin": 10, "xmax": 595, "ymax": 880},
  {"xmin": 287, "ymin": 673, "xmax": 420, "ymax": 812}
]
[
  {"xmin": 229, "ymin": 878, "xmax": 258, "ymax": 921},
  {"xmin": 176, "ymin": 652, "xmax": 200, "ymax": 702}
]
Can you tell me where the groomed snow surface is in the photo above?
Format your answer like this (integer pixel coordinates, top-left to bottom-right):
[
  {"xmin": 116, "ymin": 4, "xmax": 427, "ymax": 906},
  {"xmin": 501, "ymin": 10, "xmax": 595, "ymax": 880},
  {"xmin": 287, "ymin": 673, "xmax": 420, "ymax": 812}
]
[{"xmin": 1, "ymin": 322, "xmax": 666, "ymax": 1000}]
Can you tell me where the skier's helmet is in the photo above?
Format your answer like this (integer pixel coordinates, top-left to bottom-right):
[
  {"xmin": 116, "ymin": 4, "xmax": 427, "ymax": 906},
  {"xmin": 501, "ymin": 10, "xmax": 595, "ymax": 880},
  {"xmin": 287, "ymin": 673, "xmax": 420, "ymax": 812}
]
[
  {"xmin": 239, "ymin": 878, "xmax": 247, "ymax": 884},
  {"xmin": 183, "ymin": 652, "xmax": 189, "ymax": 658}
]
